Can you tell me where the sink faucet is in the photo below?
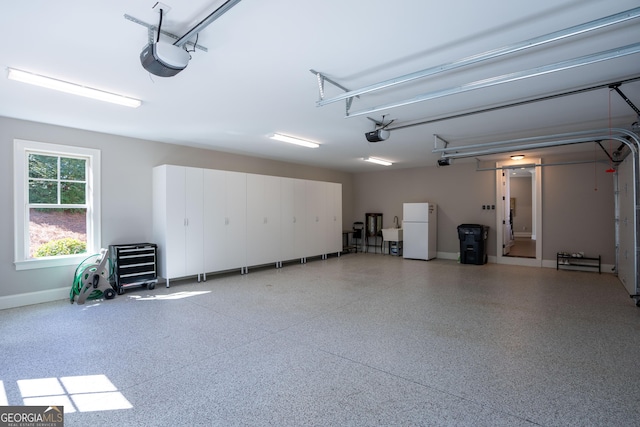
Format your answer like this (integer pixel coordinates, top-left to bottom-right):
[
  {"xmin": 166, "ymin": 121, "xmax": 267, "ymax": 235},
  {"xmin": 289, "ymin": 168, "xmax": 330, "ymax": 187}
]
[{"xmin": 393, "ymin": 216, "xmax": 399, "ymax": 228}]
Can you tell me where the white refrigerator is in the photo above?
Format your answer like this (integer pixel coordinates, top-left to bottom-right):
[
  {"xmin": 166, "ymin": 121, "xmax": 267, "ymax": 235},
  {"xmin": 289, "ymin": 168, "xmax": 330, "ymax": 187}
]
[{"xmin": 403, "ymin": 203, "xmax": 437, "ymax": 260}]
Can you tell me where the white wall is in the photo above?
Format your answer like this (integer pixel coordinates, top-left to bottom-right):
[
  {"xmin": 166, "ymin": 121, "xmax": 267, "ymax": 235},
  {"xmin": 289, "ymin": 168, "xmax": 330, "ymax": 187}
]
[
  {"xmin": 0, "ymin": 117, "xmax": 352, "ymax": 307},
  {"xmin": 0, "ymin": 116, "xmax": 620, "ymax": 309},
  {"xmin": 352, "ymin": 162, "xmax": 497, "ymax": 256},
  {"xmin": 351, "ymin": 154, "xmax": 616, "ymax": 264}
]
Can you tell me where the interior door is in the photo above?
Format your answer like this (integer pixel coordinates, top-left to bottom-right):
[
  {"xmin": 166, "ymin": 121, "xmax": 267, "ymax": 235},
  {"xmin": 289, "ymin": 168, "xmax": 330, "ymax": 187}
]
[
  {"xmin": 501, "ymin": 170, "xmax": 514, "ymax": 255},
  {"xmin": 496, "ymin": 159, "xmax": 542, "ymax": 267}
]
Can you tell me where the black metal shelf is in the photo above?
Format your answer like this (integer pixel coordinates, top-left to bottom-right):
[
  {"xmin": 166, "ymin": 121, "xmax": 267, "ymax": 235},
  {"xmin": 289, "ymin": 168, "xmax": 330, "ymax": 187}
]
[{"xmin": 556, "ymin": 252, "xmax": 601, "ymax": 273}]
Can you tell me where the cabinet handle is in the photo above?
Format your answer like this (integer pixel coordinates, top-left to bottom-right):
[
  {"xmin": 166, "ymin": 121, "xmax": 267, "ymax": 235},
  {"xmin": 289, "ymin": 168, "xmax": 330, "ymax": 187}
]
[
  {"xmin": 264, "ymin": 217, "xmax": 268, "ymax": 224},
  {"xmin": 293, "ymin": 216, "xmax": 296, "ymax": 223}
]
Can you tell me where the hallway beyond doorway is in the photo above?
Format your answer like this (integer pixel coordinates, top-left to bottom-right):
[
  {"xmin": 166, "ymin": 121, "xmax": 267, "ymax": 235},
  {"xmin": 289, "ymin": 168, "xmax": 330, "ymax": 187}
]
[{"xmin": 505, "ymin": 236, "xmax": 536, "ymax": 258}]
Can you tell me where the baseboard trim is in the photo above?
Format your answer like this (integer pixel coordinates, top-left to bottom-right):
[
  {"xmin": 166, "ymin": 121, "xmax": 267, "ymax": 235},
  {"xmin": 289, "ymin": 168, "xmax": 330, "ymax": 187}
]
[
  {"xmin": 441, "ymin": 252, "xmax": 614, "ymax": 273},
  {"xmin": 0, "ymin": 287, "xmax": 69, "ymax": 310},
  {"xmin": 513, "ymin": 232, "xmax": 532, "ymax": 238}
]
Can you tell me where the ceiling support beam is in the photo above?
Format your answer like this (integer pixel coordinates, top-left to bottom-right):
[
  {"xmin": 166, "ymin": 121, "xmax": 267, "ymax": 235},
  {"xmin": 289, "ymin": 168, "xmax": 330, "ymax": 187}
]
[
  {"xmin": 316, "ymin": 7, "xmax": 640, "ymax": 109},
  {"xmin": 437, "ymin": 135, "xmax": 611, "ymax": 160},
  {"xmin": 433, "ymin": 128, "xmax": 631, "ymax": 158},
  {"xmin": 476, "ymin": 159, "xmax": 611, "ymax": 172},
  {"xmin": 310, "ymin": 69, "xmax": 358, "ymax": 116},
  {"xmin": 346, "ymin": 43, "xmax": 640, "ymax": 118},
  {"xmin": 174, "ymin": 0, "xmax": 242, "ymax": 47},
  {"xmin": 124, "ymin": 14, "xmax": 208, "ymax": 51},
  {"xmin": 610, "ymin": 83, "xmax": 640, "ymax": 116},
  {"xmin": 386, "ymin": 76, "xmax": 640, "ymax": 131}
]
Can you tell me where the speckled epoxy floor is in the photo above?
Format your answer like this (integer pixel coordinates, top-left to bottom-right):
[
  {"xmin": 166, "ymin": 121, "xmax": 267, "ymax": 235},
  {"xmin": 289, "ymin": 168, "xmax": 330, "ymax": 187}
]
[{"xmin": 2, "ymin": 254, "xmax": 640, "ymax": 426}]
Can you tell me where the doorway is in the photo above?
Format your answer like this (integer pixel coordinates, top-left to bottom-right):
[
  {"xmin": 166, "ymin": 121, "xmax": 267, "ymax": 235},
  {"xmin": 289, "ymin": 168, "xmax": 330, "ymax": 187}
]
[
  {"xmin": 495, "ymin": 158, "xmax": 542, "ymax": 267},
  {"xmin": 506, "ymin": 169, "xmax": 535, "ymax": 257}
]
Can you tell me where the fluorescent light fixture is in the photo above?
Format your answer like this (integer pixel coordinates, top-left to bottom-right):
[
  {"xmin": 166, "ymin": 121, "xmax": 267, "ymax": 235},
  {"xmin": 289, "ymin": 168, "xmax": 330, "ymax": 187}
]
[
  {"xmin": 364, "ymin": 156, "xmax": 392, "ymax": 166},
  {"xmin": 7, "ymin": 68, "xmax": 142, "ymax": 108},
  {"xmin": 510, "ymin": 154, "xmax": 525, "ymax": 160},
  {"xmin": 270, "ymin": 133, "xmax": 320, "ymax": 148}
]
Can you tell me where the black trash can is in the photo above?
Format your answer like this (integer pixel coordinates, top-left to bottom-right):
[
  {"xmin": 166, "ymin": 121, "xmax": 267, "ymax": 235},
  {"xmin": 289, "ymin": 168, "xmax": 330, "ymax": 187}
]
[{"xmin": 457, "ymin": 224, "xmax": 489, "ymax": 265}]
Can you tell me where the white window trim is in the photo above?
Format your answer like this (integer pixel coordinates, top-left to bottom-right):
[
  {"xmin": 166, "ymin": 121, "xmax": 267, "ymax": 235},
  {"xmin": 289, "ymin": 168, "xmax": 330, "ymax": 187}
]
[{"xmin": 13, "ymin": 139, "xmax": 101, "ymax": 270}]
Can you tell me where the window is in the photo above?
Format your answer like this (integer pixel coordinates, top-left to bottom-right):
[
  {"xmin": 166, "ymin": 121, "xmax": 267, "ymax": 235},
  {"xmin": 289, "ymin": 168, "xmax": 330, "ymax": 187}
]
[{"xmin": 14, "ymin": 140, "xmax": 101, "ymax": 270}]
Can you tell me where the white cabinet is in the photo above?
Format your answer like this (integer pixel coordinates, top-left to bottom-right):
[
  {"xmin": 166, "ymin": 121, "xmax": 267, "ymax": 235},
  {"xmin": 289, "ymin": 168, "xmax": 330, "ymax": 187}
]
[
  {"xmin": 293, "ymin": 178, "xmax": 308, "ymax": 259},
  {"xmin": 247, "ymin": 174, "xmax": 280, "ymax": 267},
  {"xmin": 225, "ymin": 171, "xmax": 247, "ymax": 270},
  {"xmin": 302, "ymin": 180, "xmax": 342, "ymax": 258},
  {"xmin": 152, "ymin": 165, "xmax": 203, "ymax": 286},
  {"xmin": 280, "ymin": 177, "xmax": 296, "ymax": 262},
  {"xmin": 203, "ymin": 169, "xmax": 246, "ymax": 274},
  {"xmin": 154, "ymin": 165, "xmax": 342, "ymax": 284},
  {"xmin": 280, "ymin": 177, "xmax": 310, "ymax": 262},
  {"xmin": 304, "ymin": 180, "xmax": 326, "ymax": 258},
  {"xmin": 326, "ymin": 182, "xmax": 343, "ymax": 254},
  {"xmin": 185, "ymin": 167, "xmax": 205, "ymax": 276}
]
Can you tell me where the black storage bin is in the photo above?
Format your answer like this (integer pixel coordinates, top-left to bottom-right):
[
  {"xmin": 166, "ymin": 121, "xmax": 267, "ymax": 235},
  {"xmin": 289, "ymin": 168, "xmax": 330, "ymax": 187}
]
[{"xmin": 457, "ymin": 224, "xmax": 489, "ymax": 265}]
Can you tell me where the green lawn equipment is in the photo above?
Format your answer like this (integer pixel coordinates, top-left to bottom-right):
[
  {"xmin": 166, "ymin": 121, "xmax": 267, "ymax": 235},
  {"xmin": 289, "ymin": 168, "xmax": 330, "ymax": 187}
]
[{"xmin": 70, "ymin": 249, "xmax": 116, "ymax": 304}]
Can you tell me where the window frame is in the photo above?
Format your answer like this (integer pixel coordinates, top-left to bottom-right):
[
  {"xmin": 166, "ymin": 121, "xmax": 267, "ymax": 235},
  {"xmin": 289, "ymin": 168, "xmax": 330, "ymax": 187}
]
[{"xmin": 13, "ymin": 139, "xmax": 101, "ymax": 270}]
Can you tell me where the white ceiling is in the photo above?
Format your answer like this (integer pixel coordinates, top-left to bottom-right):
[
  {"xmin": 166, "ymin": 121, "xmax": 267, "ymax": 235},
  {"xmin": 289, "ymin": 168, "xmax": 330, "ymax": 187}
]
[{"xmin": 1, "ymin": 0, "xmax": 638, "ymax": 172}]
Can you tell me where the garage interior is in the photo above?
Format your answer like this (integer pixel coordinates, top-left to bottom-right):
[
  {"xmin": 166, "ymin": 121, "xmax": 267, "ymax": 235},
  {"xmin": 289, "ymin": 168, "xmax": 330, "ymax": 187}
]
[{"xmin": 1, "ymin": 1, "xmax": 639, "ymax": 425}]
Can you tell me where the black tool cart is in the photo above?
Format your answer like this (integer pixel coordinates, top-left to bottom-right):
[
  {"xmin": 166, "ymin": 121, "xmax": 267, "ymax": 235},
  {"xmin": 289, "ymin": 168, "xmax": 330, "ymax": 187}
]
[{"xmin": 109, "ymin": 243, "xmax": 158, "ymax": 294}]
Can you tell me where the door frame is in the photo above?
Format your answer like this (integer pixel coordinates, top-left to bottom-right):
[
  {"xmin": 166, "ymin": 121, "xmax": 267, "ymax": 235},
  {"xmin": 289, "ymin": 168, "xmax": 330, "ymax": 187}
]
[{"xmin": 495, "ymin": 158, "xmax": 543, "ymax": 267}]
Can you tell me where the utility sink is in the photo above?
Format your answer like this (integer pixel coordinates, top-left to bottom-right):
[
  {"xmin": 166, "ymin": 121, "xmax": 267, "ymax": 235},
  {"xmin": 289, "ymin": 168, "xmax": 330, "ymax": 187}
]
[{"xmin": 382, "ymin": 228, "xmax": 403, "ymax": 241}]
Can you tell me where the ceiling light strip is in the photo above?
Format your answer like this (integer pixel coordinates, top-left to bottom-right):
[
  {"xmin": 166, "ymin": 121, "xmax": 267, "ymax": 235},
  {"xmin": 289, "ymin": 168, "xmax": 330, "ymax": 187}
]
[
  {"xmin": 364, "ymin": 157, "xmax": 392, "ymax": 166},
  {"xmin": 270, "ymin": 133, "xmax": 320, "ymax": 148},
  {"xmin": 7, "ymin": 68, "xmax": 141, "ymax": 108},
  {"xmin": 318, "ymin": 7, "xmax": 640, "ymax": 107},
  {"xmin": 347, "ymin": 42, "xmax": 640, "ymax": 118}
]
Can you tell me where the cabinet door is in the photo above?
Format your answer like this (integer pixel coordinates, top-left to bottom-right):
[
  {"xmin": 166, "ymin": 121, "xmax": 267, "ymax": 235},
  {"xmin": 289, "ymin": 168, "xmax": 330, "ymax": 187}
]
[
  {"xmin": 203, "ymin": 169, "xmax": 227, "ymax": 273},
  {"xmin": 280, "ymin": 178, "xmax": 296, "ymax": 261},
  {"xmin": 164, "ymin": 165, "xmax": 187, "ymax": 278},
  {"xmin": 293, "ymin": 179, "xmax": 308, "ymax": 258},
  {"xmin": 247, "ymin": 174, "xmax": 281, "ymax": 266},
  {"xmin": 225, "ymin": 171, "xmax": 247, "ymax": 270},
  {"xmin": 184, "ymin": 167, "xmax": 204, "ymax": 276},
  {"xmin": 305, "ymin": 180, "xmax": 326, "ymax": 257},
  {"xmin": 326, "ymin": 182, "xmax": 342, "ymax": 254}
]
